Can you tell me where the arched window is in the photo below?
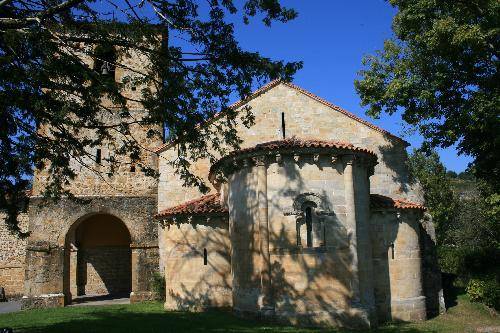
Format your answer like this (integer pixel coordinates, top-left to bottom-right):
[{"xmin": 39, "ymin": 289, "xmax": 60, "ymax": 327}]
[
  {"xmin": 298, "ymin": 201, "xmax": 319, "ymax": 248},
  {"xmin": 93, "ymin": 44, "xmax": 117, "ymax": 80},
  {"xmin": 203, "ymin": 248, "xmax": 208, "ymax": 265}
]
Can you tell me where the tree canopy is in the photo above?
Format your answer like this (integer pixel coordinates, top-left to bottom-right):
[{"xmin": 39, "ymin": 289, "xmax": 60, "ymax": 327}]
[
  {"xmin": 355, "ymin": 0, "xmax": 499, "ymax": 190},
  {"xmin": 0, "ymin": 0, "xmax": 302, "ymax": 233}
]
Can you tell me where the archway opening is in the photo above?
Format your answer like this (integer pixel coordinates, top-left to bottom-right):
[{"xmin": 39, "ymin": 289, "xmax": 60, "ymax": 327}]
[{"xmin": 65, "ymin": 213, "xmax": 131, "ymax": 303}]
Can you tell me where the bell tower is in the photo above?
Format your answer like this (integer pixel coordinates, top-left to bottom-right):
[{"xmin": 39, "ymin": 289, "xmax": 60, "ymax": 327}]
[{"xmin": 24, "ymin": 29, "xmax": 163, "ymax": 309}]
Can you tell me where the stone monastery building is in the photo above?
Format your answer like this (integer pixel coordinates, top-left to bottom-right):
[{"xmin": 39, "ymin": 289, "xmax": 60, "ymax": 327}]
[{"xmin": 0, "ymin": 72, "xmax": 445, "ymax": 327}]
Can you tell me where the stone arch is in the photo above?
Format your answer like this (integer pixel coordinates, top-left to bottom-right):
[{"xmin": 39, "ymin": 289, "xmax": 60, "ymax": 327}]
[
  {"xmin": 58, "ymin": 208, "xmax": 138, "ymax": 247},
  {"xmin": 292, "ymin": 192, "xmax": 324, "ymax": 212},
  {"xmin": 63, "ymin": 212, "xmax": 132, "ymax": 303}
]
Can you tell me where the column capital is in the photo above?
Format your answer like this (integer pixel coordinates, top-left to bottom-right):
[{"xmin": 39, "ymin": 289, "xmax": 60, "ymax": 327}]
[{"xmin": 342, "ymin": 154, "xmax": 356, "ymax": 166}]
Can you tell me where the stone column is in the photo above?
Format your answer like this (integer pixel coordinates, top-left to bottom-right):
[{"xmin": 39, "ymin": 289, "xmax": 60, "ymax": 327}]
[
  {"xmin": 69, "ymin": 246, "xmax": 78, "ymax": 301},
  {"xmin": 343, "ymin": 155, "xmax": 375, "ymax": 327},
  {"xmin": 130, "ymin": 243, "xmax": 159, "ymax": 303},
  {"xmin": 389, "ymin": 211, "xmax": 426, "ymax": 321},
  {"xmin": 255, "ymin": 157, "xmax": 274, "ymax": 316},
  {"xmin": 22, "ymin": 241, "xmax": 65, "ymax": 309},
  {"xmin": 343, "ymin": 155, "xmax": 361, "ymax": 305}
]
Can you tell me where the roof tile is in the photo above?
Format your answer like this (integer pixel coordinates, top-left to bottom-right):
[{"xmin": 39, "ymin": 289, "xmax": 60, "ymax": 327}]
[
  {"xmin": 370, "ymin": 194, "xmax": 425, "ymax": 211},
  {"xmin": 155, "ymin": 193, "xmax": 227, "ymax": 219}
]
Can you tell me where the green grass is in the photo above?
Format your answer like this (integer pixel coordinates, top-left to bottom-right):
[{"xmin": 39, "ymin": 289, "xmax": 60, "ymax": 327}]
[{"xmin": 0, "ymin": 295, "xmax": 498, "ymax": 333}]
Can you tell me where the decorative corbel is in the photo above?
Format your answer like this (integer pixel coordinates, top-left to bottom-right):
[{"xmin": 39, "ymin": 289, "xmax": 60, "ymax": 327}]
[
  {"xmin": 276, "ymin": 153, "xmax": 283, "ymax": 165},
  {"xmin": 252, "ymin": 155, "xmax": 266, "ymax": 167}
]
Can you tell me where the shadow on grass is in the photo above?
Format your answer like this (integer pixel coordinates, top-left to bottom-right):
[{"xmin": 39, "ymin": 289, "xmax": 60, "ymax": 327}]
[
  {"xmin": 441, "ymin": 273, "xmax": 462, "ymax": 310},
  {"xmin": 1, "ymin": 304, "xmax": 439, "ymax": 333}
]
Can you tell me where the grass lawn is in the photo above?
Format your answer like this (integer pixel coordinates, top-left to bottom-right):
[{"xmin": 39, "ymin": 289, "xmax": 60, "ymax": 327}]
[{"xmin": 0, "ymin": 295, "xmax": 498, "ymax": 333}]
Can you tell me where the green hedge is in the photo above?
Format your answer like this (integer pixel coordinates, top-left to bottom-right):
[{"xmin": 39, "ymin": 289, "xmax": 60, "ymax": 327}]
[{"xmin": 466, "ymin": 276, "xmax": 500, "ymax": 310}]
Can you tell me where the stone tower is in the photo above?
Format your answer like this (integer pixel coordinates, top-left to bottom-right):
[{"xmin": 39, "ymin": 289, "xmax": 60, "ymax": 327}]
[{"xmin": 23, "ymin": 35, "xmax": 163, "ymax": 308}]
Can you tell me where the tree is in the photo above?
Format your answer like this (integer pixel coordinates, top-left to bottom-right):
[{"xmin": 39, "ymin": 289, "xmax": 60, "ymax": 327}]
[
  {"xmin": 355, "ymin": 0, "xmax": 499, "ymax": 190},
  {"xmin": 407, "ymin": 149, "xmax": 457, "ymax": 245},
  {"xmin": 0, "ymin": 1, "xmax": 302, "ymax": 233},
  {"xmin": 409, "ymin": 150, "xmax": 499, "ymax": 308}
]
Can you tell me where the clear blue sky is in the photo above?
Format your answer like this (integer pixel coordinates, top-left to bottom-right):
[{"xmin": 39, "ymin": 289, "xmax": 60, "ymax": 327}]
[
  {"xmin": 224, "ymin": 0, "xmax": 472, "ymax": 172},
  {"xmin": 101, "ymin": 0, "xmax": 472, "ymax": 172}
]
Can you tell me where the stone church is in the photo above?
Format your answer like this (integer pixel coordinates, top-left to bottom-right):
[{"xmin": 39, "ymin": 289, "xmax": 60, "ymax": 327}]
[{"xmin": 0, "ymin": 43, "xmax": 444, "ymax": 328}]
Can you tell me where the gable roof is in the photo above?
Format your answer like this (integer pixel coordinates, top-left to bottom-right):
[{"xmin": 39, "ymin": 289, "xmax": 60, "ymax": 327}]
[{"xmin": 154, "ymin": 80, "xmax": 408, "ymax": 154}]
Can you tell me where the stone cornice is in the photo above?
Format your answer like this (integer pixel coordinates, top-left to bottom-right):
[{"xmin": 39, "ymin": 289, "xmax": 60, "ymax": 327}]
[{"xmin": 209, "ymin": 140, "xmax": 378, "ymax": 186}]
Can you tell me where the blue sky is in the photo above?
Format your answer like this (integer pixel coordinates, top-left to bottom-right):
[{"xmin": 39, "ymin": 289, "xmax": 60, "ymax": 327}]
[
  {"xmin": 223, "ymin": 0, "xmax": 472, "ymax": 172},
  {"xmin": 99, "ymin": 0, "xmax": 472, "ymax": 172}
]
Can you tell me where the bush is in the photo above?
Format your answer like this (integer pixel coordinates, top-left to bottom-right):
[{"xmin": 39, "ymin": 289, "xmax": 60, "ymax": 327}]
[
  {"xmin": 466, "ymin": 276, "xmax": 500, "ymax": 310},
  {"xmin": 151, "ymin": 271, "xmax": 166, "ymax": 301}
]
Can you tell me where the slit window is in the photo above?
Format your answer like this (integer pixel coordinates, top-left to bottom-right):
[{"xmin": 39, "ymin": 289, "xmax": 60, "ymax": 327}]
[
  {"xmin": 130, "ymin": 164, "xmax": 136, "ymax": 172},
  {"xmin": 96, "ymin": 149, "xmax": 102, "ymax": 164},
  {"xmin": 305, "ymin": 207, "xmax": 313, "ymax": 247},
  {"xmin": 390, "ymin": 243, "xmax": 395, "ymax": 259},
  {"xmin": 203, "ymin": 248, "xmax": 208, "ymax": 265}
]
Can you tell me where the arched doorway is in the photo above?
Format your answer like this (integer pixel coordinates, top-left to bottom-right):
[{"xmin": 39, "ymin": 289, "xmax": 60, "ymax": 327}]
[{"xmin": 64, "ymin": 213, "xmax": 131, "ymax": 303}]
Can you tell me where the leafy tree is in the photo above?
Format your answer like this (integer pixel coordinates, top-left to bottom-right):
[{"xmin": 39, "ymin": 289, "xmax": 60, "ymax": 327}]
[
  {"xmin": 0, "ymin": 0, "xmax": 302, "ymax": 233},
  {"xmin": 355, "ymin": 0, "xmax": 499, "ymax": 190},
  {"xmin": 408, "ymin": 149, "xmax": 458, "ymax": 244},
  {"xmin": 409, "ymin": 150, "xmax": 499, "ymax": 307}
]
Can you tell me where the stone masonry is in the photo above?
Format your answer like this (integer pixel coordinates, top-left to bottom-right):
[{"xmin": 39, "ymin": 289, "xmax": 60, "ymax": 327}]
[
  {"xmin": 20, "ymin": 35, "xmax": 163, "ymax": 308},
  {"xmin": 155, "ymin": 81, "xmax": 444, "ymax": 328},
  {"xmin": 0, "ymin": 213, "xmax": 28, "ymax": 299}
]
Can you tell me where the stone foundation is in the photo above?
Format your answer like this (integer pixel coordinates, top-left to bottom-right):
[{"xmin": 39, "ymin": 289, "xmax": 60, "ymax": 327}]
[
  {"xmin": 21, "ymin": 294, "xmax": 65, "ymax": 309},
  {"xmin": 391, "ymin": 296, "xmax": 427, "ymax": 322},
  {"xmin": 77, "ymin": 247, "xmax": 131, "ymax": 295}
]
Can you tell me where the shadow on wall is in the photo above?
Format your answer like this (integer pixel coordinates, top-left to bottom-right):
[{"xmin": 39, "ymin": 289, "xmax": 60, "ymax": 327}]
[
  {"xmin": 377, "ymin": 143, "xmax": 415, "ymax": 197},
  {"xmin": 65, "ymin": 214, "xmax": 132, "ymax": 300},
  {"xmin": 162, "ymin": 156, "xmax": 428, "ymax": 328},
  {"xmin": 163, "ymin": 215, "xmax": 232, "ymax": 311}
]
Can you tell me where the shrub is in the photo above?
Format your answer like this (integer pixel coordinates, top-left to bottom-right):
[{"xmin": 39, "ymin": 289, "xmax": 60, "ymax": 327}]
[
  {"xmin": 151, "ymin": 271, "xmax": 166, "ymax": 301},
  {"xmin": 466, "ymin": 276, "xmax": 500, "ymax": 310}
]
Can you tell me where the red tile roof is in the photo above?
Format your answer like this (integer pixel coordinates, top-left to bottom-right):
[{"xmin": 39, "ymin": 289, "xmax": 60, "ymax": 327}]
[
  {"xmin": 155, "ymin": 193, "xmax": 227, "ymax": 219},
  {"xmin": 209, "ymin": 137, "xmax": 377, "ymax": 179},
  {"xmin": 370, "ymin": 194, "xmax": 425, "ymax": 211},
  {"xmin": 154, "ymin": 80, "xmax": 408, "ymax": 154}
]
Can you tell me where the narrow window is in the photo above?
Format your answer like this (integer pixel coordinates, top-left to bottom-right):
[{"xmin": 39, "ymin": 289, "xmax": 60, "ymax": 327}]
[
  {"xmin": 305, "ymin": 207, "xmax": 313, "ymax": 247},
  {"xmin": 96, "ymin": 149, "xmax": 102, "ymax": 164},
  {"xmin": 130, "ymin": 164, "xmax": 136, "ymax": 172},
  {"xmin": 281, "ymin": 112, "xmax": 286, "ymax": 139},
  {"xmin": 390, "ymin": 243, "xmax": 395, "ymax": 259},
  {"xmin": 203, "ymin": 248, "xmax": 208, "ymax": 265}
]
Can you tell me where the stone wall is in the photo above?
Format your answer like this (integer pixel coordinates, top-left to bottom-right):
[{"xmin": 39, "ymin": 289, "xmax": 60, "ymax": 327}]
[
  {"xmin": 162, "ymin": 216, "xmax": 232, "ymax": 310},
  {"xmin": 77, "ymin": 247, "xmax": 131, "ymax": 295},
  {"xmin": 157, "ymin": 83, "xmax": 424, "ymax": 281},
  {"xmin": 0, "ymin": 212, "xmax": 28, "ymax": 299},
  {"xmin": 225, "ymin": 149, "xmax": 377, "ymax": 328},
  {"xmin": 32, "ymin": 39, "xmax": 163, "ymax": 198},
  {"xmin": 23, "ymin": 196, "xmax": 158, "ymax": 308},
  {"xmin": 158, "ymin": 82, "xmax": 422, "ymax": 213},
  {"xmin": 370, "ymin": 209, "xmax": 426, "ymax": 322}
]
